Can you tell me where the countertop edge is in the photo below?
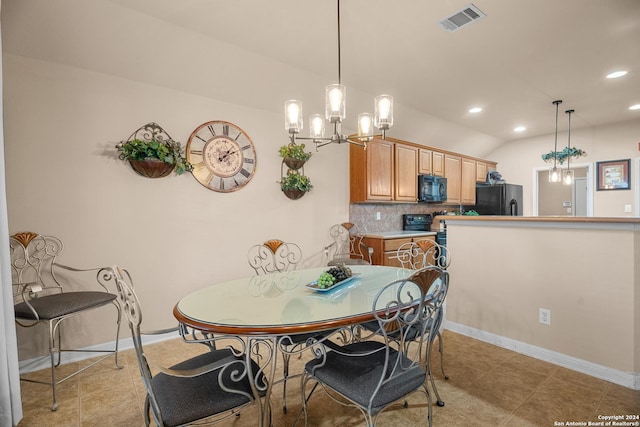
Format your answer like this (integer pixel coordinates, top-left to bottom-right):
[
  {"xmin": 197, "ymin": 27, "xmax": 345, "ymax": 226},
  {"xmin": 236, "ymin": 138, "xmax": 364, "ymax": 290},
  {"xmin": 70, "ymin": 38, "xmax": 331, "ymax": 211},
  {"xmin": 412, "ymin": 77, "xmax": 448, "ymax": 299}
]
[
  {"xmin": 435, "ymin": 215, "xmax": 640, "ymax": 231},
  {"xmin": 364, "ymin": 231, "xmax": 437, "ymax": 239},
  {"xmin": 434, "ymin": 215, "xmax": 640, "ymax": 224}
]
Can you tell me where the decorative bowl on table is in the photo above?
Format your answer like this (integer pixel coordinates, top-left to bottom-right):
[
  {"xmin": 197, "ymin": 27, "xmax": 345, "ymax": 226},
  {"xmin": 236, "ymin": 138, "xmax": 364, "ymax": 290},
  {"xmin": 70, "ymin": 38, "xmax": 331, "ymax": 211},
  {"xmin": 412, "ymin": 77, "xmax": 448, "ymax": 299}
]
[{"xmin": 306, "ymin": 265, "xmax": 360, "ymax": 292}]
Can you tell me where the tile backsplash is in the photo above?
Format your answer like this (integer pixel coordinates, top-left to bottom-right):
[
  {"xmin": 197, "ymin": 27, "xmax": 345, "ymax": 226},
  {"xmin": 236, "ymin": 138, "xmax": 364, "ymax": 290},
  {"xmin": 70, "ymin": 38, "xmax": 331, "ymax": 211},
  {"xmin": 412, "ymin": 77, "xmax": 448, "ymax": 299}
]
[{"xmin": 349, "ymin": 203, "xmax": 463, "ymax": 233}]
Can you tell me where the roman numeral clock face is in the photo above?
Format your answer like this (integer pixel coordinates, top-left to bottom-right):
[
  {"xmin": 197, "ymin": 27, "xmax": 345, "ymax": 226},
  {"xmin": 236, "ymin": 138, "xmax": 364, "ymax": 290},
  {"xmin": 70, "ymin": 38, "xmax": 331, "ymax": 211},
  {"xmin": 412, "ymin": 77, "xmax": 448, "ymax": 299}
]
[{"xmin": 186, "ymin": 121, "xmax": 257, "ymax": 192}]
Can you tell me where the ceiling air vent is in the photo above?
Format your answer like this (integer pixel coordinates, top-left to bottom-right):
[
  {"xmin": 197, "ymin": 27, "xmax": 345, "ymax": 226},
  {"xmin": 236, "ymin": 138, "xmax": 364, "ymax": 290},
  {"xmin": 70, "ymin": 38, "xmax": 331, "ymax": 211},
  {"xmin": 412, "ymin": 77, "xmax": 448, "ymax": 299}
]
[{"xmin": 439, "ymin": 4, "xmax": 486, "ymax": 32}]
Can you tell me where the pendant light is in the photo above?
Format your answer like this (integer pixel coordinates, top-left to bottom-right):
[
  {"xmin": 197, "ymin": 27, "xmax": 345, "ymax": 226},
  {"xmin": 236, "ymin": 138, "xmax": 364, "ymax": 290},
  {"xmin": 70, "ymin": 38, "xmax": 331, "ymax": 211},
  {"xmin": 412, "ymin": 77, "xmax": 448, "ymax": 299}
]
[
  {"xmin": 549, "ymin": 100, "xmax": 562, "ymax": 183},
  {"xmin": 563, "ymin": 109, "xmax": 575, "ymax": 185}
]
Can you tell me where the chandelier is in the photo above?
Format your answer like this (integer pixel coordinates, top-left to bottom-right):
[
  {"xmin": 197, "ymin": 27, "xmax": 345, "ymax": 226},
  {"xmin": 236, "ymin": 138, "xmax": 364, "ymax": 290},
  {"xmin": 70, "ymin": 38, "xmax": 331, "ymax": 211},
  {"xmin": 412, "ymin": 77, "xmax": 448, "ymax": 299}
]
[{"xmin": 284, "ymin": 0, "xmax": 393, "ymax": 149}]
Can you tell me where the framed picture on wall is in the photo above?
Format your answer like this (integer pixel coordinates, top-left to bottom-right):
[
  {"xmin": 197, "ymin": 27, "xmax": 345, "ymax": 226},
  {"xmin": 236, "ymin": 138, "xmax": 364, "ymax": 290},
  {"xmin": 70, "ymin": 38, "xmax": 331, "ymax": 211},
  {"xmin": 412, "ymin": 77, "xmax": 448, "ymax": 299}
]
[{"xmin": 596, "ymin": 159, "xmax": 631, "ymax": 191}]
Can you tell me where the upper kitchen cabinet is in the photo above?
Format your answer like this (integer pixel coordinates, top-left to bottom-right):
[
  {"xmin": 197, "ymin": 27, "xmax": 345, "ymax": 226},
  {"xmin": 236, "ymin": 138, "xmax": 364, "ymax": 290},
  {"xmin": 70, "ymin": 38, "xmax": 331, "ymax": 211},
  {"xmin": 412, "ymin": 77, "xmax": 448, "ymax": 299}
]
[
  {"xmin": 418, "ymin": 149, "xmax": 432, "ymax": 175},
  {"xmin": 395, "ymin": 144, "xmax": 418, "ymax": 202},
  {"xmin": 432, "ymin": 151, "xmax": 445, "ymax": 176},
  {"xmin": 476, "ymin": 161, "xmax": 498, "ymax": 182},
  {"xmin": 350, "ymin": 138, "xmax": 394, "ymax": 202},
  {"xmin": 444, "ymin": 154, "xmax": 461, "ymax": 204},
  {"xmin": 476, "ymin": 161, "xmax": 487, "ymax": 183},
  {"xmin": 461, "ymin": 157, "xmax": 476, "ymax": 204},
  {"xmin": 444, "ymin": 155, "xmax": 477, "ymax": 205},
  {"xmin": 350, "ymin": 136, "xmax": 496, "ymax": 205}
]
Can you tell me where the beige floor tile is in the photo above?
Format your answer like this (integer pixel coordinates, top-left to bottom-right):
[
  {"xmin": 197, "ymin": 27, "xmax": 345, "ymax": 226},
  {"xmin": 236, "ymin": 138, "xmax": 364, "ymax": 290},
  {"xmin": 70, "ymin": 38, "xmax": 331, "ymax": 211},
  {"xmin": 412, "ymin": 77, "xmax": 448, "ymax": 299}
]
[{"xmin": 17, "ymin": 332, "xmax": 640, "ymax": 427}]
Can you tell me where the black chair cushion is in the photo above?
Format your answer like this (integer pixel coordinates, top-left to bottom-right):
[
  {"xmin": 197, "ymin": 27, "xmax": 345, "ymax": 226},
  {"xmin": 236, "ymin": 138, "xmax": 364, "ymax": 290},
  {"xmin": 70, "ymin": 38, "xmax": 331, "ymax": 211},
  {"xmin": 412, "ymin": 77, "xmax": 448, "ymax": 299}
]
[
  {"xmin": 14, "ymin": 291, "xmax": 116, "ymax": 320},
  {"xmin": 152, "ymin": 349, "xmax": 266, "ymax": 427},
  {"xmin": 305, "ymin": 340, "xmax": 426, "ymax": 414}
]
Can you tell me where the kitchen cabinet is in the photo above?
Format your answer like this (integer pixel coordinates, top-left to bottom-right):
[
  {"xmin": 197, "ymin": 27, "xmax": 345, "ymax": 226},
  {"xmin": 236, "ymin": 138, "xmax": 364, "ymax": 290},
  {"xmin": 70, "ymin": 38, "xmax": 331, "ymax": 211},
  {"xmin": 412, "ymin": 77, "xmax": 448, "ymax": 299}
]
[
  {"xmin": 363, "ymin": 234, "xmax": 435, "ymax": 266},
  {"xmin": 350, "ymin": 138, "xmax": 394, "ymax": 202},
  {"xmin": 395, "ymin": 144, "xmax": 418, "ymax": 202},
  {"xmin": 444, "ymin": 154, "xmax": 461, "ymax": 205},
  {"xmin": 476, "ymin": 161, "xmax": 487, "ymax": 183},
  {"xmin": 432, "ymin": 152, "xmax": 444, "ymax": 176},
  {"xmin": 418, "ymin": 149, "xmax": 432, "ymax": 174},
  {"xmin": 350, "ymin": 136, "xmax": 497, "ymax": 205},
  {"xmin": 461, "ymin": 157, "xmax": 476, "ymax": 204}
]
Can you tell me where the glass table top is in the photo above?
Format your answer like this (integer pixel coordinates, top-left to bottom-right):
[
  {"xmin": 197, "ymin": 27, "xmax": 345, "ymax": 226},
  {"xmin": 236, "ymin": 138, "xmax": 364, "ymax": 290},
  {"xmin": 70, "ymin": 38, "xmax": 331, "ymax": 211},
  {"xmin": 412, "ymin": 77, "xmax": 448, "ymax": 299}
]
[{"xmin": 174, "ymin": 265, "xmax": 414, "ymax": 334}]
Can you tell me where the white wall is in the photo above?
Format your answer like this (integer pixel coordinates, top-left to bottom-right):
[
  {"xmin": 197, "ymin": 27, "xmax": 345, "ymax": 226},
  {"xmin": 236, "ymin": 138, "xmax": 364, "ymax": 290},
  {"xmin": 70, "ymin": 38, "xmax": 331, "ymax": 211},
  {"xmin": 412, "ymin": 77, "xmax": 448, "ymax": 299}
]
[
  {"xmin": 445, "ymin": 219, "xmax": 639, "ymax": 387},
  {"xmin": 3, "ymin": 53, "xmax": 354, "ymax": 357},
  {"xmin": 487, "ymin": 120, "xmax": 640, "ymax": 217},
  {"xmin": 1, "ymin": 0, "xmax": 503, "ymax": 361}
]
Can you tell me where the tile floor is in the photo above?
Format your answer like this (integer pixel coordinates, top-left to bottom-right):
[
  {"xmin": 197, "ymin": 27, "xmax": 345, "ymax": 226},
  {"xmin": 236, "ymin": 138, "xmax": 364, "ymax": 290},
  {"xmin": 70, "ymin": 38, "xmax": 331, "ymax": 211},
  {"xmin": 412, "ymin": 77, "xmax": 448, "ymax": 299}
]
[{"xmin": 17, "ymin": 331, "xmax": 640, "ymax": 427}]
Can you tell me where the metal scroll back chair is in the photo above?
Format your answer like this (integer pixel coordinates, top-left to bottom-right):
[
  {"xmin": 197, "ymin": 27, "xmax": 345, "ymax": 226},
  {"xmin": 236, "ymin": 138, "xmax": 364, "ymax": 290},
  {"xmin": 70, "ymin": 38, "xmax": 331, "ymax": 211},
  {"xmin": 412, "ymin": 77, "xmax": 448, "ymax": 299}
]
[
  {"xmin": 299, "ymin": 269, "xmax": 443, "ymax": 427},
  {"xmin": 325, "ymin": 222, "xmax": 371, "ymax": 266},
  {"xmin": 111, "ymin": 266, "xmax": 265, "ymax": 427},
  {"xmin": 9, "ymin": 231, "xmax": 122, "ymax": 411},
  {"xmin": 395, "ymin": 239, "xmax": 450, "ymax": 270},
  {"xmin": 247, "ymin": 238, "xmax": 304, "ymax": 413},
  {"xmin": 356, "ymin": 265, "xmax": 449, "ymax": 407},
  {"xmin": 247, "ymin": 239, "xmax": 303, "ymax": 274}
]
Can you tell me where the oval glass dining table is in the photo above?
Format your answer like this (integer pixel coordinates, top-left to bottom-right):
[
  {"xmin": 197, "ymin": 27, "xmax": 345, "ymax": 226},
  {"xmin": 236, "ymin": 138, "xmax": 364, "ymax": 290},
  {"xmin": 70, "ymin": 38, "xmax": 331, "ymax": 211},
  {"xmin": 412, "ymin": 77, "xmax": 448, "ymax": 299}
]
[{"xmin": 173, "ymin": 265, "xmax": 413, "ymax": 426}]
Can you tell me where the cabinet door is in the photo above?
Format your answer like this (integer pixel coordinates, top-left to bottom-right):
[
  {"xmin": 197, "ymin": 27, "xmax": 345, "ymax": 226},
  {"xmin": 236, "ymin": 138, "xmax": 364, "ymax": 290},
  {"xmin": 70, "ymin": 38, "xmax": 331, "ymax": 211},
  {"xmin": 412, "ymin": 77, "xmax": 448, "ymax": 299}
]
[
  {"xmin": 394, "ymin": 144, "xmax": 418, "ymax": 202},
  {"xmin": 444, "ymin": 154, "xmax": 461, "ymax": 204},
  {"xmin": 383, "ymin": 238, "xmax": 413, "ymax": 267},
  {"xmin": 476, "ymin": 161, "xmax": 487, "ymax": 183},
  {"xmin": 367, "ymin": 139, "xmax": 394, "ymax": 201},
  {"xmin": 432, "ymin": 152, "xmax": 445, "ymax": 176},
  {"xmin": 461, "ymin": 158, "xmax": 476, "ymax": 204},
  {"xmin": 418, "ymin": 149, "xmax": 432, "ymax": 174}
]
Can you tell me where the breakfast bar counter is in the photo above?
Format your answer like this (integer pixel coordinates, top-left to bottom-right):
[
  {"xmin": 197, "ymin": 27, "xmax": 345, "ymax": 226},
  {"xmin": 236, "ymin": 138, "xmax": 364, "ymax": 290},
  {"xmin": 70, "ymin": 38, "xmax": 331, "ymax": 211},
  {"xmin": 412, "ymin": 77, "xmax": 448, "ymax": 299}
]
[{"xmin": 439, "ymin": 215, "xmax": 639, "ymax": 389}]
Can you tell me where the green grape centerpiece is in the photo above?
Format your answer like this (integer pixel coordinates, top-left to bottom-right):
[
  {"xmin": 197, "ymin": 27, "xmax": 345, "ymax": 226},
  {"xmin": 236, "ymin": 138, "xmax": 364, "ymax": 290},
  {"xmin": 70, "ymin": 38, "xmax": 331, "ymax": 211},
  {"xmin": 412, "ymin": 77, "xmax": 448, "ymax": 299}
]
[{"xmin": 316, "ymin": 265, "xmax": 353, "ymax": 289}]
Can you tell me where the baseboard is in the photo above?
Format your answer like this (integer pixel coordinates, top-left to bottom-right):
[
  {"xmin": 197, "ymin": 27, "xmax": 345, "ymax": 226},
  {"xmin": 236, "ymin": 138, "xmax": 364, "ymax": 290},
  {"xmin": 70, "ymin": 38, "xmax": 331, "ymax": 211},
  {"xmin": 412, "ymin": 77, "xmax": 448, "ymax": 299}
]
[
  {"xmin": 18, "ymin": 330, "xmax": 179, "ymax": 374},
  {"xmin": 444, "ymin": 320, "xmax": 639, "ymax": 390}
]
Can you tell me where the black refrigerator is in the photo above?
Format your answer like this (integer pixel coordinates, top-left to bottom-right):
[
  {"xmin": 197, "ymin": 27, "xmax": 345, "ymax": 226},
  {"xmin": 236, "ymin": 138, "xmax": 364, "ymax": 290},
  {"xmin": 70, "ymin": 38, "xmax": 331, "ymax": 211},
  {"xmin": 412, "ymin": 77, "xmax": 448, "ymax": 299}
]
[{"xmin": 475, "ymin": 184, "xmax": 523, "ymax": 216}]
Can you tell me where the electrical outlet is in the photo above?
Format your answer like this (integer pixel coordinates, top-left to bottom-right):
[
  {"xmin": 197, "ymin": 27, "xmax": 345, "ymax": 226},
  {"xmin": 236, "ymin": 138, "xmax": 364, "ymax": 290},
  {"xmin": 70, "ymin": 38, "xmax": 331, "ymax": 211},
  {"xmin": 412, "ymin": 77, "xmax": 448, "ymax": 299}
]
[
  {"xmin": 376, "ymin": 212, "xmax": 381, "ymax": 220},
  {"xmin": 539, "ymin": 308, "xmax": 551, "ymax": 326},
  {"xmin": 624, "ymin": 204, "xmax": 632, "ymax": 213}
]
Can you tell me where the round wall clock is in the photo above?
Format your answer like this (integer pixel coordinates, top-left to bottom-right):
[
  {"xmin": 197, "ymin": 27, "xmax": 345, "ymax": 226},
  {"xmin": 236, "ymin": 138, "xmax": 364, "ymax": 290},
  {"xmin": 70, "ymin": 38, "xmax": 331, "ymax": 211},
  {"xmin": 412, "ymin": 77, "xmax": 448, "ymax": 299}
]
[{"xmin": 186, "ymin": 120, "xmax": 257, "ymax": 192}]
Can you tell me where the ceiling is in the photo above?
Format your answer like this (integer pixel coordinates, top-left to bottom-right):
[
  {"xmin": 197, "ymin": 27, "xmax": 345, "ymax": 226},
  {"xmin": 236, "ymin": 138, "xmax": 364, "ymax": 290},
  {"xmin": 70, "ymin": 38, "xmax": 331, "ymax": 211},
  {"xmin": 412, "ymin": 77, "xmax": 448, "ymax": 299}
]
[
  {"xmin": 103, "ymin": 0, "xmax": 640, "ymax": 143},
  {"xmin": 3, "ymin": 0, "xmax": 640, "ymax": 145}
]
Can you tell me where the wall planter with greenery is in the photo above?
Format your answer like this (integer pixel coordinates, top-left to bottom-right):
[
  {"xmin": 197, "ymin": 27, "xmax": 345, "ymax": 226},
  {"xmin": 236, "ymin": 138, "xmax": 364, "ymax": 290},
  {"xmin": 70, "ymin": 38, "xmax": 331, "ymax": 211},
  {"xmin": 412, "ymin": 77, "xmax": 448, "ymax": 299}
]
[
  {"xmin": 116, "ymin": 122, "xmax": 193, "ymax": 178},
  {"xmin": 279, "ymin": 143, "xmax": 312, "ymax": 170},
  {"xmin": 279, "ymin": 142, "xmax": 313, "ymax": 199},
  {"xmin": 280, "ymin": 171, "xmax": 312, "ymax": 200}
]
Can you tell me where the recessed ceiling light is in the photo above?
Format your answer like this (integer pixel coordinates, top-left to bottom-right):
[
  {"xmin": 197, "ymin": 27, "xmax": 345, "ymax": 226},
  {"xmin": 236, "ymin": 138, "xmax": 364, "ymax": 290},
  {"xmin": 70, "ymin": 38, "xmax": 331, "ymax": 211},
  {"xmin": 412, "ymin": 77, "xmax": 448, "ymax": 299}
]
[
  {"xmin": 468, "ymin": 107, "xmax": 482, "ymax": 113},
  {"xmin": 630, "ymin": 104, "xmax": 640, "ymax": 110},
  {"xmin": 514, "ymin": 126, "xmax": 526, "ymax": 132},
  {"xmin": 606, "ymin": 70, "xmax": 628, "ymax": 79}
]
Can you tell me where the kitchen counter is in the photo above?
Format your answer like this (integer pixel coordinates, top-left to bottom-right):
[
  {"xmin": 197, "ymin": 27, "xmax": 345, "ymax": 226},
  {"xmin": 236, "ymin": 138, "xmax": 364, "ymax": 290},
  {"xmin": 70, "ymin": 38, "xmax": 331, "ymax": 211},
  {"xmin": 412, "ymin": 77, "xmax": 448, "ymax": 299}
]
[{"xmin": 364, "ymin": 230, "xmax": 437, "ymax": 239}]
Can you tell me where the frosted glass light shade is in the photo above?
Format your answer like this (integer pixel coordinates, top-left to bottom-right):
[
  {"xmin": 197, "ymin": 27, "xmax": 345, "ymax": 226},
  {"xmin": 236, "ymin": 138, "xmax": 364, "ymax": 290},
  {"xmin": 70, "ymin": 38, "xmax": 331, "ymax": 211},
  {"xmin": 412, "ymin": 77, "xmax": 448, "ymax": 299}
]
[
  {"xmin": 309, "ymin": 114, "xmax": 325, "ymax": 139},
  {"xmin": 358, "ymin": 113, "xmax": 374, "ymax": 136},
  {"xmin": 549, "ymin": 167, "xmax": 561, "ymax": 183},
  {"xmin": 285, "ymin": 100, "xmax": 303, "ymax": 134},
  {"xmin": 325, "ymin": 84, "xmax": 346, "ymax": 123},
  {"xmin": 375, "ymin": 95, "xmax": 393, "ymax": 130},
  {"xmin": 562, "ymin": 169, "xmax": 574, "ymax": 185}
]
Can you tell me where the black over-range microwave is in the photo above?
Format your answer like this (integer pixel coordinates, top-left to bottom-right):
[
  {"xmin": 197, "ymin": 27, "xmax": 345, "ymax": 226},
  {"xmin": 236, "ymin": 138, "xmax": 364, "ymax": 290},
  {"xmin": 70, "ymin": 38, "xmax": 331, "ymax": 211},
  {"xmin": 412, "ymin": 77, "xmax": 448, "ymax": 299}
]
[{"xmin": 418, "ymin": 175, "xmax": 447, "ymax": 202}]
